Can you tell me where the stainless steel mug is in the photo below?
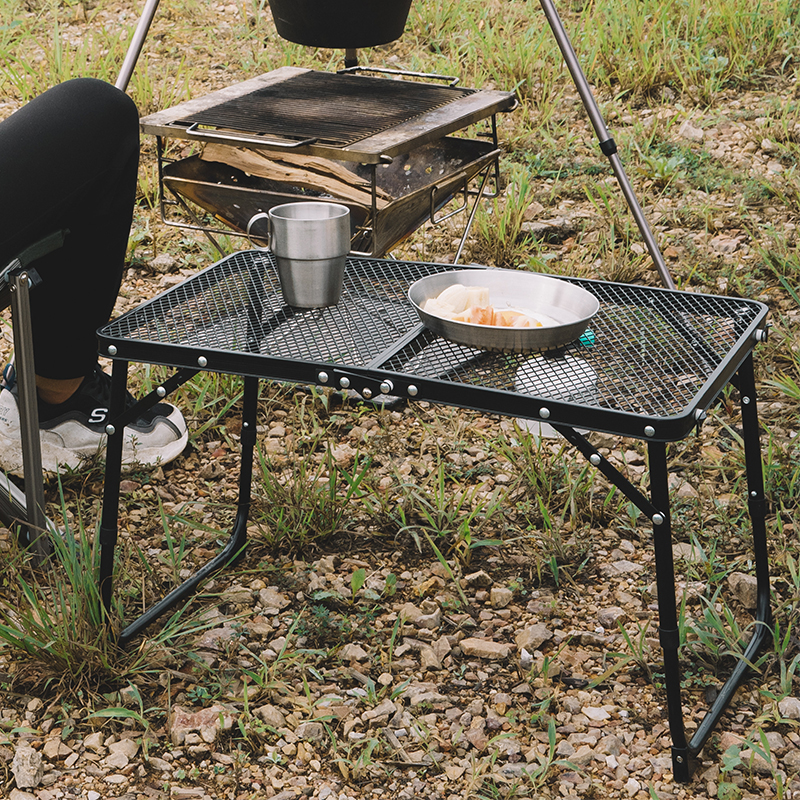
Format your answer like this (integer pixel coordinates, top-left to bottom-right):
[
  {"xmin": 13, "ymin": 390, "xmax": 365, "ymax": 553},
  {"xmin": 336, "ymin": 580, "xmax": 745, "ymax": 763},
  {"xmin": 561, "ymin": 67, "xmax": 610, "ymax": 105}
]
[{"xmin": 247, "ymin": 201, "xmax": 351, "ymax": 308}]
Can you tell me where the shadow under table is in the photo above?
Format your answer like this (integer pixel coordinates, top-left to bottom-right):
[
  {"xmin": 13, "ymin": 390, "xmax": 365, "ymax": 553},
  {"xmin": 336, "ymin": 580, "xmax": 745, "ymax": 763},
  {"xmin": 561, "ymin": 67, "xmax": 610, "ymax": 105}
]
[{"xmin": 96, "ymin": 250, "xmax": 770, "ymax": 781}]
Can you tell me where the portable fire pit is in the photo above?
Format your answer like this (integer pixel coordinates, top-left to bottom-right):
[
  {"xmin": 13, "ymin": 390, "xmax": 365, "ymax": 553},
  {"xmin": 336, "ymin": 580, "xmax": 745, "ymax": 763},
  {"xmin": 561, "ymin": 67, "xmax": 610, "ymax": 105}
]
[{"xmin": 140, "ymin": 66, "xmax": 516, "ymax": 256}]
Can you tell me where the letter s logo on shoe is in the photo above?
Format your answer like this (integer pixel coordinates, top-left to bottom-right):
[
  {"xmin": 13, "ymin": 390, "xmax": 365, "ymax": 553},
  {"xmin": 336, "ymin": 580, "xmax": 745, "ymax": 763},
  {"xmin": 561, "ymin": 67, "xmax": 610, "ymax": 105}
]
[{"xmin": 89, "ymin": 408, "xmax": 109, "ymax": 424}]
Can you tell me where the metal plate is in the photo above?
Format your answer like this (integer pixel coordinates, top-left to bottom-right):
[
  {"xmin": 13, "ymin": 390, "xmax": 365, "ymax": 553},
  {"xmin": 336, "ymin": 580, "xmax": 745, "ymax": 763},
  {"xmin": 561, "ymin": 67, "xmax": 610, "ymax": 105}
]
[{"xmin": 408, "ymin": 269, "xmax": 600, "ymax": 353}]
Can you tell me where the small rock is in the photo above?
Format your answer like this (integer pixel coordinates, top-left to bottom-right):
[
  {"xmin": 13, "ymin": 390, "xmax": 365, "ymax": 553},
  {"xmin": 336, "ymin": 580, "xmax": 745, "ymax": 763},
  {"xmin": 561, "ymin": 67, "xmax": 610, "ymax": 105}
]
[
  {"xmin": 331, "ymin": 443, "xmax": 357, "ymax": 466},
  {"xmin": 108, "ymin": 738, "xmax": 139, "ymax": 759},
  {"xmin": 256, "ymin": 704, "xmax": 287, "ymax": 729},
  {"xmin": 399, "ymin": 601, "xmax": 441, "ymax": 629},
  {"xmin": 582, "ymin": 706, "xmax": 611, "ymax": 721},
  {"xmin": 490, "ymin": 587, "xmax": 513, "ymax": 608},
  {"xmin": 779, "ymin": 696, "xmax": 800, "ymax": 720},
  {"xmin": 10, "ymin": 791, "xmax": 37, "ymax": 800},
  {"xmin": 419, "ymin": 644, "xmax": 442, "ymax": 671},
  {"xmin": 340, "ymin": 643, "xmax": 369, "ymax": 662},
  {"xmin": 102, "ymin": 751, "xmax": 130, "ymax": 769},
  {"xmin": 220, "ymin": 585, "xmax": 252, "ymax": 604},
  {"xmin": 198, "ymin": 461, "xmax": 226, "ymax": 481},
  {"xmin": 783, "ymin": 749, "xmax": 800, "ymax": 772},
  {"xmin": 600, "ymin": 560, "xmax": 644, "ymax": 577},
  {"xmin": 168, "ymin": 704, "xmax": 236, "ymax": 746},
  {"xmin": 571, "ymin": 745, "xmax": 596, "ymax": 767},
  {"xmin": 42, "ymin": 739, "xmax": 69, "ymax": 760},
  {"xmin": 197, "ymin": 624, "xmax": 238, "ymax": 650},
  {"xmin": 597, "ymin": 606, "xmax": 626, "ymax": 628},
  {"xmin": 295, "ymin": 721, "xmax": 325, "ymax": 741},
  {"xmin": 739, "ymin": 747, "xmax": 777, "ymax": 775},
  {"xmin": 148, "ymin": 253, "xmax": 177, "ymax": 273},
  {"xmin": 462, "ymin": 570, "xmax": 493, "ymax": 589},
  {"xmin": 710, "ymin": 236, "xmax": 742, "ymax": 254},
  {"xmin": 83, "ymin": 732, "xmax": 105, "ymax": 752},
  {"xmin": 11, "ymin": 744, "xmax": 42, "ymax": 789},
  {"xmin": 727, "ymin": 571, "xmax": 758, "ymax": 609},
  {"xmin": 515, "ymin": 623, "xmax": 553, "ymax": 652},
  {"xmin": 625, "ymin": 776, "xmax": 641, "ymax": 795},
  {"xmin": 460, "ymin": 637, "xmax": 511, "ymax": 660},
  {"xmin": 678, "ymin": 120, "xmax": 704, "ymax": 141},
  {"xmin": 362, "ymin": 698, "xmax": 397, "ymax": 724},
  {"xmin": 673, "ymin": 542, "xmax": 705, "ymax": 562}
]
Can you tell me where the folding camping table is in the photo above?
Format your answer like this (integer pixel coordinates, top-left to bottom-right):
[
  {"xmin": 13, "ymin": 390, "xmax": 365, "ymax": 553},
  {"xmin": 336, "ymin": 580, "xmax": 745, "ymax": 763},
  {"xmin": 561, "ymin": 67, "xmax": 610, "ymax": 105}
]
[{"xmin": 96, "ymin": 251, "xmax": 770, "ymax": 781}]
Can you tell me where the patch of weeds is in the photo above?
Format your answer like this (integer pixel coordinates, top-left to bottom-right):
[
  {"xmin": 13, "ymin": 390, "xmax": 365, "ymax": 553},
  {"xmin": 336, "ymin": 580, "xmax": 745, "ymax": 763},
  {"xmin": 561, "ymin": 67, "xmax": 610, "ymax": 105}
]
[
  {"xmin": 393, "ymin": 462, "xmax": 505, "ymax": 568},
  {"xmin": 0, "ymin": 484, "xmax": 224, "ymax": 698},
  {"xmin": 250, "ymin": 442, "xmax": 372, "ymax": 552},
  {"xmin": 473, "ymin": 167, "xmax": 539, "ymax": 266}
]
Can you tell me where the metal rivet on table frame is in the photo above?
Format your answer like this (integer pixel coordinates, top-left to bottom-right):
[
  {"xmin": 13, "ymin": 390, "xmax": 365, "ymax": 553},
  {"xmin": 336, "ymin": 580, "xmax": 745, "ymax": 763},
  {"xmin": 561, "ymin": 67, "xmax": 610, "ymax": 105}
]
[
  {"xmin": 107, "ymin": 345, "xmax": 117, "ymax": 356},
  {"xmin": 652, "ymin": 513, "xmax": 665, "ymax": 525},
  {"xmin": 742, "ymin": 396, "xmax": 751, "ymax": 404},
  {"xmin": 380, "ymin": 380, "xmax": 393, "ymax": 395},
  {"xmin": 539, "ymin": 407, "xmax": 551, "ymax": 419},
  {"xmin": 156, "ymin": 386, "xmax": 166, "ymax": 398},
  {"xmin": 339, "ymin": 377, "xmax": 350, "ymax": 389},
  {"xmin": 694, "ymin": 409, "xmax": 706, "ymax": 422},
  {"xmin": 589, "ymin": 454, "xmax": 601, "ymax": 466},
  {"xmin": 197, "ymin": 356, "xmax": 208, "ymax": 368},
  {"xmin": 105, "ymin": 424, "xmax": 116, "ymax": 435},
  {"xmin": 644, "ymin": 425, "xmax": 656, "ymax": 437},
  {"xmin": 407, "ymin": 385, "xmax": 418, "ymax": 397},
  {"xmin": 318, "ymin": 372, "xmax": 329, "ymax": 384},
  {"xmin": 362, "ymin": 387, "xmax": 373, "ymax": 399}
]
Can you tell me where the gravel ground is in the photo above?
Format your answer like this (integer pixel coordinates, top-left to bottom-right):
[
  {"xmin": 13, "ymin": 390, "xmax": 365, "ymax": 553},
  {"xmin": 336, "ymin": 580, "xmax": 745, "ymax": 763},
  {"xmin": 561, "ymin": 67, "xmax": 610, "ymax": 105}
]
[{"xmin": 2, "ymin": 1, "xmax": 800, "ymax": 799}]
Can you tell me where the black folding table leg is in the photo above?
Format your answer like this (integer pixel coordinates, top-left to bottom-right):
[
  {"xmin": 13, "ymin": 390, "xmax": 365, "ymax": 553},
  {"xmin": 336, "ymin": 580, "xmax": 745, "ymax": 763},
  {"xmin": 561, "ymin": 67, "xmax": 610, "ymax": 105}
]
[
  {"xmin": 116, "ymin": 374, "xmax": 259, "ymax": 647},
  {"xmin": 648, "ymin": 439, "xmax": 691, "ymax": 781},
  {"xmin": 685, "ymin": 354, "xmax": 772, "ymax": 758},
  {"xmin": 98, "ymin": 360, "xmax": 129, "ymax": 619}
]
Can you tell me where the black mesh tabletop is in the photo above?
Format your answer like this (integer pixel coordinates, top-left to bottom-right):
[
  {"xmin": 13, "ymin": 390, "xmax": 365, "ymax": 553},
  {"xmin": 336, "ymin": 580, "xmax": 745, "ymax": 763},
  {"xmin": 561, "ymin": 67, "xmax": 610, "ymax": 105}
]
[{"xmin": 98, "ymin": 252, "xmax": 768, "ymax": 441}]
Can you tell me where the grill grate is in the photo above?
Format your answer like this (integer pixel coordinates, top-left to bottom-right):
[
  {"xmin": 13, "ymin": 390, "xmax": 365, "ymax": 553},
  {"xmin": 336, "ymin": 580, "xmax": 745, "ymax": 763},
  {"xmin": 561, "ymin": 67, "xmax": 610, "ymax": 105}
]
[
  {"xmin": 103, "ymin": 252, "xmax": 765, "ymax": 434},
  {"xmin": 178, "ymin": 72, "xmax": 475, "ymax": 147}
]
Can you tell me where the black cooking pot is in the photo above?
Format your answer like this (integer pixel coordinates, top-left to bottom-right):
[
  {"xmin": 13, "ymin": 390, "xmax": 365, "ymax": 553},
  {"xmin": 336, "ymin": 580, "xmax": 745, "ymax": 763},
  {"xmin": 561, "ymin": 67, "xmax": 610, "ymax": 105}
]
[{"xmin": 267, "ymin": 0, "xmax": 413, "ymax": 48}]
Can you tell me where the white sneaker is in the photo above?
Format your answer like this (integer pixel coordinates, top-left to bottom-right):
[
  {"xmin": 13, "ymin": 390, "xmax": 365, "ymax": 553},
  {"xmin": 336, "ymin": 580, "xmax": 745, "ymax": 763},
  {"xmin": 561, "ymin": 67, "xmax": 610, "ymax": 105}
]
[{"xmin": 0, "ymin": 364, "xmax": 188, "ymax": 477}]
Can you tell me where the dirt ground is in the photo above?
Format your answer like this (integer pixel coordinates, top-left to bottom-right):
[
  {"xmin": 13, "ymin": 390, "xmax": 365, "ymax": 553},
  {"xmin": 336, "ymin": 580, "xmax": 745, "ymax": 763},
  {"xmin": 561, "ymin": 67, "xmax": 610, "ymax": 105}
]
[{"xmin": 1, "ymin": 1, "xmax": 800, "ymax": 799}]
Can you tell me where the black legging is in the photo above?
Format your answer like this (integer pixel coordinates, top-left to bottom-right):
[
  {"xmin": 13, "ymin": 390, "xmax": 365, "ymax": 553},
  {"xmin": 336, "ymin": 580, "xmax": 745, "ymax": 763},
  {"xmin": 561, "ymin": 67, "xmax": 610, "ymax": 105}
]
[{"xmin": 0, "ymin": 78, "xmax": 139, "ymax": 379}]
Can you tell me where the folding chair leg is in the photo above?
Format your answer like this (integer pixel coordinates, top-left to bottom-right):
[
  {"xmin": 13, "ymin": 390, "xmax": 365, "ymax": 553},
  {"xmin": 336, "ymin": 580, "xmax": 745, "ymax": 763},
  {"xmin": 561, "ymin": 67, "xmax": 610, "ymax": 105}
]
[{"xmin": 9, "ymin": 273, "xmax": 49, "ymax": 561}]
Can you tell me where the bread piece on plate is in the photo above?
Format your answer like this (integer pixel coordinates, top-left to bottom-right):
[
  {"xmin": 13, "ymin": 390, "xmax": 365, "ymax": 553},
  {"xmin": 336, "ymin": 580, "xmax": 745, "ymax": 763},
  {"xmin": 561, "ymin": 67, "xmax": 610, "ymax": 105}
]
[
  {"xmin": 436, "ymin": 284, "xmax": 469, "ymax": 313},
  {"xmin": 422, "ymin": 298, "xmax": 457, "ymax": 319}
]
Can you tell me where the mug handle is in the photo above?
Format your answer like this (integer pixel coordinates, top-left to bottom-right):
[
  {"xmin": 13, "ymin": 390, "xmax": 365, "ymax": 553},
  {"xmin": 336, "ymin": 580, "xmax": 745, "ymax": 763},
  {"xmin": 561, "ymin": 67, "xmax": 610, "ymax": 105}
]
[{"xmin": 246, "ymin": 212, "xmax": 271, "ymax": 250}]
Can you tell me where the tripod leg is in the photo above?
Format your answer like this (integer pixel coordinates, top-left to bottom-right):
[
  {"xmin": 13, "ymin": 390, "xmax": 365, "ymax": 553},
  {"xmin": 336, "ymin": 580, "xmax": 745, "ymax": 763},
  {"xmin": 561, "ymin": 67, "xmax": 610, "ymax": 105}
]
[
  {"xmin": 115, "ymin": 0, "xmax": 162, "ymax": 92},
  {"xmin": 536, "ymin": 0, "xmax": 675, "ymax": 290}
]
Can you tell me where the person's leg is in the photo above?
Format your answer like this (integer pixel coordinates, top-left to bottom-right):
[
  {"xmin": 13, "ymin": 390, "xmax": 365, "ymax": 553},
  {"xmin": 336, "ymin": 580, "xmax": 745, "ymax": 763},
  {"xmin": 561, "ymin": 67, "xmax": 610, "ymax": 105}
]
[
  {"xmin": 0, "ymin": 79, "xmax": 188, "ymax": 475},
  {"xmin": 0, "ymin": 77, "xmax": 139, "ymax": 380}
]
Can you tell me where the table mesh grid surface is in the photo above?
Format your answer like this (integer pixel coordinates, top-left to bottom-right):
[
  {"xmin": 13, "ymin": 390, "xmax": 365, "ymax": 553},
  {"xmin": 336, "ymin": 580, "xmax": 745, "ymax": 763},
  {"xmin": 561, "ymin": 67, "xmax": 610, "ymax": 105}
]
[{"xmin": 101, "ymin": 252, "xmax": 765, "ymax": 423}]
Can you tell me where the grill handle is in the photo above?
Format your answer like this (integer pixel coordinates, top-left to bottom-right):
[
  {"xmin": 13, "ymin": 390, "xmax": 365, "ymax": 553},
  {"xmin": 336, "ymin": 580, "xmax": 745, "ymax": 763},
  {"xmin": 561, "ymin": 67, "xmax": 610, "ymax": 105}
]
[
  {"xmin": 184, "ymin": 123, "xmax": 318, "ymax": 150},
  {"xmin": 337, "ymin": 65, "xmax": 461, "ymax": 88}
]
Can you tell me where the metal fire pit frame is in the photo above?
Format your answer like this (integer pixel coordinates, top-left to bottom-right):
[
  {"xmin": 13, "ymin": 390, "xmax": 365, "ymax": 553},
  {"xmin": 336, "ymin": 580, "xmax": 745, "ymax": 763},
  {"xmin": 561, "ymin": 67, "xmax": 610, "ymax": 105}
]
[
  {"xmin": 141, "ymin": 66, "xmax": 514, "ymax": 257},
  {"xmin": 97, "ymin": 253, "xmax": 770, "ymax": 782}
]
